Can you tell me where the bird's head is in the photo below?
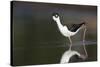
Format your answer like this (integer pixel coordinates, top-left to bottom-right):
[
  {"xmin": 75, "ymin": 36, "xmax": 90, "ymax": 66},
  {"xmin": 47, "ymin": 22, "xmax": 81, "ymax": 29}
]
[{"xmin": 52, "ymin": 13, "xmax": 60, "ymax": 21}]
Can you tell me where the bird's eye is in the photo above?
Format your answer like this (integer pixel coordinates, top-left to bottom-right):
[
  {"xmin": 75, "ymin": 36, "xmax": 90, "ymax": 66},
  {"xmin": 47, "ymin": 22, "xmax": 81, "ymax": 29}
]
[{"xmin": 55, "ymin": 15, "xmax": 58, "ymax": 18}]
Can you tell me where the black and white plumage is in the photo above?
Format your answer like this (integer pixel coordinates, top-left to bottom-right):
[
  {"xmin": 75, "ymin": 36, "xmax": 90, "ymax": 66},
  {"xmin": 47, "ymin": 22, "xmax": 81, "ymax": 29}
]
[
  {"xmin": 67, "ymin": 22, "xmax": 85, "ymax": 32},
  {"xmin": 52, "ymin": 13, "xmax": 86, "ymax": 50}
]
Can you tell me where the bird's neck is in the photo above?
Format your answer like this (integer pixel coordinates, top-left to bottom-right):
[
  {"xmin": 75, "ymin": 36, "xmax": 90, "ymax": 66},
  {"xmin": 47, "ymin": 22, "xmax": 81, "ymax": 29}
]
[{"xmin": 55, "ymin": 19, "xmax": 64, "ymax": 28}]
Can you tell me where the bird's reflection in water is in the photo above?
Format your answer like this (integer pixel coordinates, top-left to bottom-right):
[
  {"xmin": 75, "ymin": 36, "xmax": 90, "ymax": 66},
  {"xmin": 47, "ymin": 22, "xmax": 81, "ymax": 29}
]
[
  {"xmin": 69, "ymin": 55, "xmax": 84, "ymax": 62},
  {"xmin": 60, "ymin": 41, "xmax": 97, "ymax": 63}
]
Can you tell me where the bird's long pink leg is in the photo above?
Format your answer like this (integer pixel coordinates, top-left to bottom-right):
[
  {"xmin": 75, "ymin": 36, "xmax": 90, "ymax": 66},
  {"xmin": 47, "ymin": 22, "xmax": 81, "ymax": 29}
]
[
  {"xmin": 83, "ymin": 26, "xmax": 88, "ymax": 57},
  {"xmin": 68, "ymin": 37, "xmax": 72, "ymax": 50}
]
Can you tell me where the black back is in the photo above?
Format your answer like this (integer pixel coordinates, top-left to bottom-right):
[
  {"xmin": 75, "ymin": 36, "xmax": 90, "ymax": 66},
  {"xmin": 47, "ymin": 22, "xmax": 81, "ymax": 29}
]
[{"xmin": 68, "ymin": 22, "xmax": 85, "ymax": 32}]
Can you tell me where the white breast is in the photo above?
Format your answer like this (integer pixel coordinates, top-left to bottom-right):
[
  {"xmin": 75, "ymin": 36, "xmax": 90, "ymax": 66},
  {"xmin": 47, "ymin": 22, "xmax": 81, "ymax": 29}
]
[{"xmin": 59, "ymin": 26, "xmax": 76, "ymax": 37}]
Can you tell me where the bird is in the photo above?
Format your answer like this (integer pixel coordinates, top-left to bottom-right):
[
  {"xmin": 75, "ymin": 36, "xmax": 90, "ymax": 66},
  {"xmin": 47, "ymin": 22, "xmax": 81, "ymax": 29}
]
[
  {"xmin": 52, "ymin": 13, "xmax": 87, "ymax": 51},
  {"xmin": 52, "ymin": 13, "xmax": 88, "ymax": 63}
]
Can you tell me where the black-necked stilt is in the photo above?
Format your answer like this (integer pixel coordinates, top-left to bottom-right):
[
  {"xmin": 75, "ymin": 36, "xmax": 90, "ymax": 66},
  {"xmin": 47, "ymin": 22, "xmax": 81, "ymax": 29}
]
[{"xmin": 52, "ymin": 13, "xmax": 87, "ymax": 57}]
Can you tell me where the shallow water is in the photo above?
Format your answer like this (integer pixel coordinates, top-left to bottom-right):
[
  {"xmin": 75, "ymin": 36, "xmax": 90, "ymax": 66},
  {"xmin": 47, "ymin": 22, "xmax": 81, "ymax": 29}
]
[{"xmin": 12, "ymin": 41, "xmax": 97, "ymax": 66}]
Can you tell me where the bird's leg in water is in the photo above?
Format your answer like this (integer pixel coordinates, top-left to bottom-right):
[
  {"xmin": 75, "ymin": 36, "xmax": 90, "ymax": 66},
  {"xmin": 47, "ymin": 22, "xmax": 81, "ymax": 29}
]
[
  {"xmin": 68, "ymin": 37, "xmax": 72, "ymax": 50},
  {"xmin": 83, "ymin": 26, "xmax": 88, "ymax": 57}
]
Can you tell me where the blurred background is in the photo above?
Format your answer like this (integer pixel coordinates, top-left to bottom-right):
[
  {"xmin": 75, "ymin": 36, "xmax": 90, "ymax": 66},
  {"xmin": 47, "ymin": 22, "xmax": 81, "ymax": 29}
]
[{"xmin": 11, "ymin": 1, "xmax": 97, "ymax": 66}]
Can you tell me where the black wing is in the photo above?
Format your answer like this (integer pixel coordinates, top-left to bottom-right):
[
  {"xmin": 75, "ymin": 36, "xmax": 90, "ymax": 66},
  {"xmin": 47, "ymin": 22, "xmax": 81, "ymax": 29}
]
[{"xmin": 68, "ymin": 22, "xmax": 85, "ymax": 32}]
